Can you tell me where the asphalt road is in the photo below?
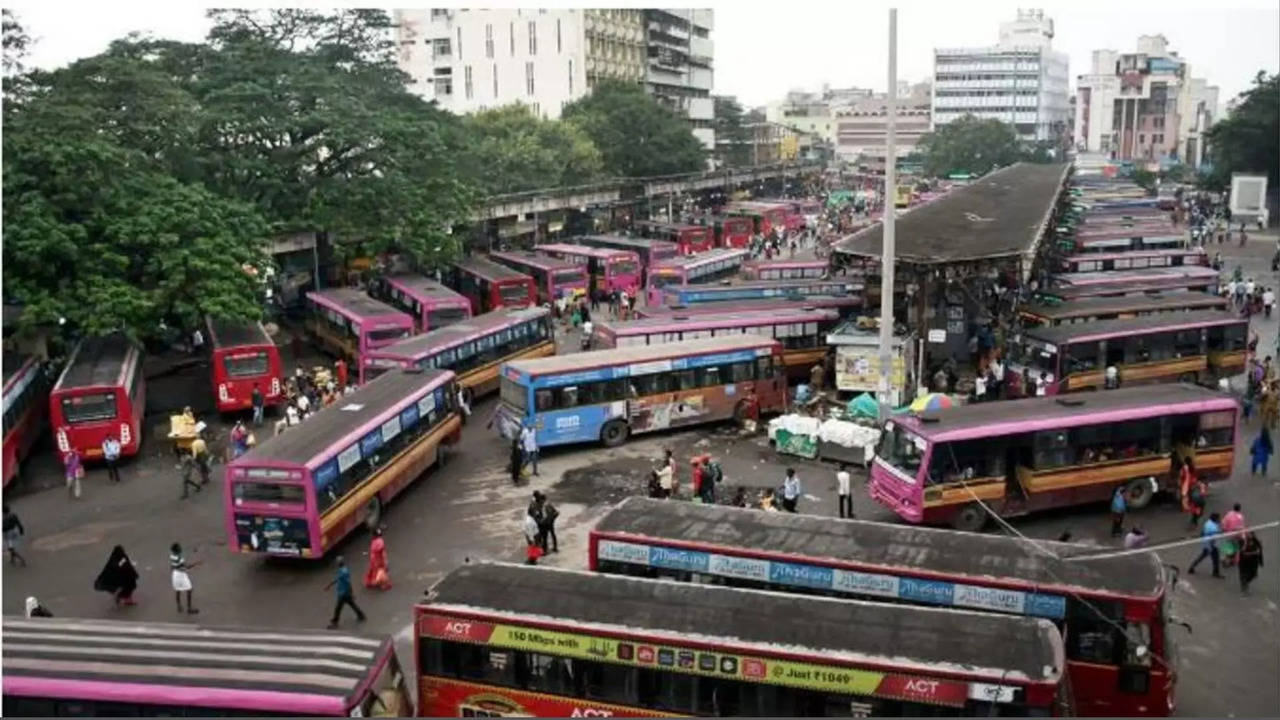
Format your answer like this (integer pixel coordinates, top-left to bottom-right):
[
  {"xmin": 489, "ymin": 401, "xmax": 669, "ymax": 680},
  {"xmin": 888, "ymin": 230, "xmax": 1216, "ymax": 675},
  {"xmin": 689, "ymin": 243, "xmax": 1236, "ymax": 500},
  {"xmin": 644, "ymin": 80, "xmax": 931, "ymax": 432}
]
[{"xmin": 3, "ymin": 233, "xmax": 1278, "ymax": 717}]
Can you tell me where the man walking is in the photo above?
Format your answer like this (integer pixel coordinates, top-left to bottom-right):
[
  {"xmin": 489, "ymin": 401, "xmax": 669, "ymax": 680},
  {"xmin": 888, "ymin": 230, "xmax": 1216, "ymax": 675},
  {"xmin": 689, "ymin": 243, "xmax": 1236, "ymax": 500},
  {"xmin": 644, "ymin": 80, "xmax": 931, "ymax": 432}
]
[
  {"xmin": 1188, "ymin": 513, "xmax": 1224, "ymax": 578},
  {"xmin": 781, "ymin": 468, "xmax": 801, "ymax": 513},
  {"xmin": 3, "ymin": 505, "xmax": 26, "ymax": 567},
  {"xmin": 836, "ymin": 464, "xmax": 852, "ymax": 519},
  {"xmin": 326, "ymin": 556, "xmax": 366, "ymax": 628},
  {"xmin": 190, "ymin": 432, "xmax": 212, "ymax": 486},
  {"xmin": 520, "ymin": 423, "xmax": 539, "ymax": 476},
  {"xmin": 102, "ymin": 434, "xmax": 122, "ymax": 484},
  {"xmin": 179, "ymin": 454, "xmax": 203, "ymax": 499},
  {"xmin": 1109, "ymin": 486, "xmax": 1127, "ymax": 538},
  {"xmin": 251, "ymin": 383, "xmax": 265, "ymax": 427}
]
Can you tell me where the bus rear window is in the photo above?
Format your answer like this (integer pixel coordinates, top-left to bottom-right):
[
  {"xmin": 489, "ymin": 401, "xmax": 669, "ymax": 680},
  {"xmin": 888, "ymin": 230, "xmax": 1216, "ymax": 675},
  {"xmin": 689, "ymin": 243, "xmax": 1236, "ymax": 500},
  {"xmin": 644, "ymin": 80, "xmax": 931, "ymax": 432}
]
[
  {"xmin": 500, "ymin": 378, "xmax": 527, "ymax": 411},
  {"xmin": 553, "ymin": 270, "xmax": 586, "ymax": 286},
  {"xmin": 233, "ymin": 482, "xmax": 306, "ymax": 504},
  {"xmin": 650, "ymin": 272, "xmax": 680, "ymax": 288},
  {"xmin": 61, "ymin": 393, "xmax": 117, "ymax": 424},
  {"xmin": 427, "ymin": 307, "xmax": 468, "ymax": 329},
  {"xmin": 223, "ymin": 351, "xmax": 270, "ymax": 378},
  {"xmin": 611, "ymin": 260, "xmax": 638, "ymax": 276},
  {"xmin": 500, "ymin": 284, "xmax": 531, "ymax": 304},
  {"xmin": 368, "ymin": 327, "xmax": 410, "ymax": 343}
]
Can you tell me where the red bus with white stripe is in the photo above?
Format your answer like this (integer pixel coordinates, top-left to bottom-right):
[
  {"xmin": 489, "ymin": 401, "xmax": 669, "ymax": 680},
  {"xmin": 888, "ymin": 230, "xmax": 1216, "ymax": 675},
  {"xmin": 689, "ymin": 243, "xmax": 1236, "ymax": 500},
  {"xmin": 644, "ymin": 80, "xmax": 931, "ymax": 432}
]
[
  {"xmin": 206, "ymin": 318, "xmax": 285, "ymax": 414},
  {"xmin": 3, "ymin": 354, "xmax": 48, "ymax": 486},
  {"xmin": 49, "ymin": 334, "xmax": 146, "ymax": 460}
]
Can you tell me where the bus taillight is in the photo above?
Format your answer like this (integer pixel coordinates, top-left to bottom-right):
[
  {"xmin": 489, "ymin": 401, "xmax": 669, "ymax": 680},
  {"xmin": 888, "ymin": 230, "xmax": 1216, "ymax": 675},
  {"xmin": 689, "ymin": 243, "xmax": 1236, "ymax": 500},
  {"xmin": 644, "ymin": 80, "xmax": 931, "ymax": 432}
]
[
  {"xmin": 56, "ymin": 429, "xmax": 69, "ymax": 453},
  {"xmin": 119, "ymin": 424, "xmax": 132, "ymax": 446},
  {"xmin": 218, "ymin": 383, "xmax": 230, "ymax": 402},
  {"xmin": 270, "ymin": 377, "xmax": 281, "ymax": 396}
]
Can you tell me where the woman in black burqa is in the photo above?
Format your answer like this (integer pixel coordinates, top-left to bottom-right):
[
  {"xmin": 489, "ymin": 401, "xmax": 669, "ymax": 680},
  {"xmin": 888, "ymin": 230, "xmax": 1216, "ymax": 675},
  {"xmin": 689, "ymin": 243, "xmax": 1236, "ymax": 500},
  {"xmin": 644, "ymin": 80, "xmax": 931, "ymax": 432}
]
[{"xmin": 94, "ymin": 545, "xmax": 139, "ymax": 606}]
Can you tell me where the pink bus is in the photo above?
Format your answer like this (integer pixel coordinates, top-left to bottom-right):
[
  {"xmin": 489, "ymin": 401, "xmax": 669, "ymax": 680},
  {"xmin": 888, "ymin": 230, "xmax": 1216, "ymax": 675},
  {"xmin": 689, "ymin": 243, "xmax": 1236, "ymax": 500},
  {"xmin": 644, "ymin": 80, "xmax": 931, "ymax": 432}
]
[
  {"xmin": 575, "ymin": 234, "xmax": 679, "ymax": 286},
  {"xmin": 1, "ymin": 616, "xmax": 412, "ymax": 717},
  {"xmin": 368, "ymin": 274, "xmax": 471, "ymax": 333},
  {"xmin": 1071, "ymin": 226, "xmax": 1184, "ymax": 254},
  {"xmin": 647, "ymin": 247, "xmax": 749, "ymax": 305},
  {"xmin": 1060, "ymin": 247, "xmax": 1208, "ymax": 273},
  {"xmin": 1042, "ymin": 266, "xmax": 1219, "ymax": 302},
  {"xmin": 632, "ymin": 220, "xmax": 714, "ymax": 254},
  {"xmin": 742, "ymin": 258, "xmax": 828, "ymax": 281},
  {"xmin": 636, "ymin": 295, "xmax": 863, "ymax": 320},
  {"xmin": 869, "ymin": 383, "xmax": 1239, "ymax": 532},
  {"xmin": 226, "ymin": 367, "xmax": 461, "ymax": 557},
  {"xmin": 535, "ymin": 242, "xmax": 641, "ymax": 297},
  {"xmin": 305, "ymin": 288, "xmax": 414, "ymax": 366},
  {"xmin": 488, "ymin": 250, "xmax": 588, "ymax": 304}
]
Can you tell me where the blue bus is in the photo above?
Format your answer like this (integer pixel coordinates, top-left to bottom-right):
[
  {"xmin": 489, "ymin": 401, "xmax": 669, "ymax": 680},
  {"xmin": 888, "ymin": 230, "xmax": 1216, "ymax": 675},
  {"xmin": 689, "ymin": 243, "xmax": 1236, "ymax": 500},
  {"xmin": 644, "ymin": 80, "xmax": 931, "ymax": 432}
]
[
  {"xmin": 660, "ymin": 278, "xmax": 860, "ymax": 306},
  {"xmin": 495, "ymin": 336, "xmax": 789, "ymax": 448}
]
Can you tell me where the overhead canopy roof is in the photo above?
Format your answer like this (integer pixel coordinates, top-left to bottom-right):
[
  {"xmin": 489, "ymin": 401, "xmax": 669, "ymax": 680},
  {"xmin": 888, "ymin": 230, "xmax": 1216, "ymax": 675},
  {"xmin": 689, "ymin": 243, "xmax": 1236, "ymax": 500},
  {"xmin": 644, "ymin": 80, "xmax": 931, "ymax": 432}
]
[{"xmin": 834, "ymin": 162, "xmax": 1070, "ymax": 265}]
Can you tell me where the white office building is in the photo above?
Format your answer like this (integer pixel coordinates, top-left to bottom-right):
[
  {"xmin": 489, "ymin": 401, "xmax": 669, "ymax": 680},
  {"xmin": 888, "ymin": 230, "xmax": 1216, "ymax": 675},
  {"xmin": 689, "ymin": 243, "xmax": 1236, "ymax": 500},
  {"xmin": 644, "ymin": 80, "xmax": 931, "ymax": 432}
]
[{"xmin": 932, "ymin": 9, "xmax": 1070, "ymax": 143}]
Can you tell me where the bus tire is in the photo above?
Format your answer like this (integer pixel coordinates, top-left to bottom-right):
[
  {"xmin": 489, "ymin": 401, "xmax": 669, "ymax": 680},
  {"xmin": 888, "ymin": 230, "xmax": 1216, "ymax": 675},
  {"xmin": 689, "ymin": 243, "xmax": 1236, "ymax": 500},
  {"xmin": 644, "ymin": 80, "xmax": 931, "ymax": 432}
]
[
  {"xmin": 951, "ymin": 503, "xmax": 987, "ymax": 533},
  {"xmin": 365, "ymin": 496, "xmax": 383, "ymax": 531},
  {"xmin": 1125, "ymin": 478, "xmax": 1155, "ymax": 510},
  {"xmin": 436, "ymin": 443, "xmax": 448, "ymax": 469},
  {"xmin": 601, "ymin": 419, "xmax": 630, "ymax": 447}
]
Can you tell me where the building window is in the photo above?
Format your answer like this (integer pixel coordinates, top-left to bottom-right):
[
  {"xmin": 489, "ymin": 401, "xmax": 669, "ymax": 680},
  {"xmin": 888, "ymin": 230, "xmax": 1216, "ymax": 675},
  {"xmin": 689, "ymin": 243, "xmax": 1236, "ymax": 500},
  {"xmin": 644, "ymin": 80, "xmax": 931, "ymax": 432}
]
[
  {"xmin": 432, "ymin": 38, "xmax": 451, "ymax": 58},
  {"xmin": 568, "ymin": 58, "xmax": 574, "ymax": 94},
  {"xmin": 485, "ymin": 24, "xmax": 493, "ymax": 58},
  {"xmin": 510, "ymin": 22, "xmax": 515, "ymax": 56},
  {"xmin": 1138, "ymin": 134, "xmax": 1145, "ymax": 144},
  {"xmin": 556, "ymin": 18, "xmax": 562, "ymax": 53},
  {"xmin": 456, "ymin": 27, "xmax": 462, "ymax": 59},
  {"xmin": 526, "ymin": 61, "xmax": 535, "ymax": 96},
  {"xmin": 528, "ymin": 21, "xmax": 537, "ymax": 55},
  {"xmin": 464, "ymin": 65, "xmax": 474, "ymax": 99},
  {"xmin": 493, "ymin": 63, "xmax": 499, "ymax": 97}
]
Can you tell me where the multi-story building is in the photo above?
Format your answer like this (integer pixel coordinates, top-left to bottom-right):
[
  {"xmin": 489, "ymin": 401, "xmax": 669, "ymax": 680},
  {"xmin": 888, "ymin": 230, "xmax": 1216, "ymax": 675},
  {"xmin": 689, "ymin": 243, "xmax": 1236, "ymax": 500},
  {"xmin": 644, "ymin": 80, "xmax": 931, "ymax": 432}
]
[
  {"xmin": 1074, "ymin": 35, "xmax": 1218, "ymax": 167},
  {"xmin": 932, "ymin": 9, "xmax": 1070, "ymax": 143},
  {"xmin": 395, "ymin": 9, "xmax": 646, "ymax": 119},
  {"xmin": 833, "ymin": 83, "xmax": 933, "ymax": 169},
  {"xmin": 644, "ymin": 9, "xmax": 715, "ymax": 150}
]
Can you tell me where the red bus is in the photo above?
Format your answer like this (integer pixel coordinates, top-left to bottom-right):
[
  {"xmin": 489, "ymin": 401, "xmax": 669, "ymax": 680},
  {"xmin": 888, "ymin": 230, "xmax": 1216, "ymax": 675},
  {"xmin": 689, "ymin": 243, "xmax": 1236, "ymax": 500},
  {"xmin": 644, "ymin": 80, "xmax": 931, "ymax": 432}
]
[
  {"xmin": 206, "ymin": 318, "xmax": 285, "ymax": 414},
  {"xmin": 753, "ymin": 199, "xmax": 805, "ymax": 232},
  {"xmin": 368, "ymin": 274, "xmax": 472, "ymax": 333},
  {"xmin": 633, "ymin": 220, "xmax": 714, "ymax": 254},
  {"xmin": 446, "ymin": 257, "xmax": 537, "ymax": 314},
  {"xmin": 49, "ymin": 333, "xmax": 146, "ymax": 461},
  {"xmin": 724, "ymin": 202, "xmax": 788, "ymax": 236},
  {"xmin": 488, "ymin": 250, "xmax": 588, "ymax": 305},
  {"xmin": 3, "ymin": 354, "xmax": 48, "ymax": 487},
  {"xmin": 416, "ymin": 562, "xmax": 1068, "ymax": 717},
  {"xmin": 576, "ymin": 234, "xmax": 679, "ymax": 272},
  {"xmin": 591, "ymin": 497, "xmax": 1173, "ymax": 717},
  {"xmin": 693, "ymin": 215, "xmax": 752, "ymax": 248},
  {"xmin": 535, "ymin": 243, "xmax": 641, "ymax": 297},
  {"xmin": 742, "ymin": 259, "xmax": 829, "ymax": 281}
]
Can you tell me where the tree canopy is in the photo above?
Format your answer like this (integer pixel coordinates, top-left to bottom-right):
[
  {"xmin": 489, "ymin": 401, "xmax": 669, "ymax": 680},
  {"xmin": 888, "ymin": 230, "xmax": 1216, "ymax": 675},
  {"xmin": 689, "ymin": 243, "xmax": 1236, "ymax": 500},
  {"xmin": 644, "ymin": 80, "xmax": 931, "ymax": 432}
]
[
  {"xmin": 1203, "ymin": 72, "xmax": 1279, "ymax": 190},
  {"xmin": 712, "ymin": 95, "xmax": 751, "ymax": 168},
  {"xmin": 915, "ymin": 115, "xmax": 1028, "ymax": 177},
  {"xmin": 563, "ymin": 80, "xmax": 705, "ymax": 177},
  {"xmin": 460, "ymin": 104, "xmax": 604, "ymax": 195}
]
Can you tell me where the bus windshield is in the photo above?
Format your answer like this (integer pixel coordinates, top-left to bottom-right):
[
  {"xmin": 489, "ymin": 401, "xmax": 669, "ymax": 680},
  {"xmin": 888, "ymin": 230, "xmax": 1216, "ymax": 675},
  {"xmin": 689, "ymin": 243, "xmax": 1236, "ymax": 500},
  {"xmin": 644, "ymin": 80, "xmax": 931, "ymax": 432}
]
[
  {"xmin": 553, "ymin": 269, "xmax": 586, "ymax": 286},
  {"xmin": 649, "ymin": 270, "xmax": 680, "ymax": 288},
  {"xmin": 876, "ymin": 422, "xmax": 925, "ymax": 479},
  {"xmin": 223, "ymin": 351, "xmax": 270, "ymax": 378},
  {"xmin": 368, "ymin": 327, "xmax": 410, "ymax": 343},
  {"xmin": 233, "ymin": 481, "xmax": 306, "ymax": 504},
  {"xmin": 610, "ymin": 259, "xmax": 638, "ymax": 277},
  {"xmin": 61, "ymin": 393, "xmax": 117, "ymax": 424},
  {"xmin": 500, "ymin": 283, "xmax": 531, "ymax": 304},
  {"xmin": 426, "ymin": 306, "xmax": 468, "ymax": 328},
  {"xmin": 500, "ymin": 376, "xmax": 527, "ymax": 411}
]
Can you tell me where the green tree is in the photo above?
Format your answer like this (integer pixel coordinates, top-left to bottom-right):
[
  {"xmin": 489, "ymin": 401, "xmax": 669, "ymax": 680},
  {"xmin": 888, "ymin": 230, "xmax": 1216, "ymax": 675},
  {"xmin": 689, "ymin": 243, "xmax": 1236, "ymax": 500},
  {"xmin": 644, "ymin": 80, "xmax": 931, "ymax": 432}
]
[
  {"xmin": 712, "ymin": 95, "xmax": 751, "ymax": 168},
  {"xmin": 1202, "ymin": 72, "xmax": 1279, "ymax": 191},
  {"xmin": 563, "ymin": 80, "xmax": 705, "ymax": 177},
  {"xmin": 460, "ymin": 104, "xmax": 604, "ymax": 194},
  {"xmin": 915, "ymin": 115, "xmax": 1026, "ymax": 176}
]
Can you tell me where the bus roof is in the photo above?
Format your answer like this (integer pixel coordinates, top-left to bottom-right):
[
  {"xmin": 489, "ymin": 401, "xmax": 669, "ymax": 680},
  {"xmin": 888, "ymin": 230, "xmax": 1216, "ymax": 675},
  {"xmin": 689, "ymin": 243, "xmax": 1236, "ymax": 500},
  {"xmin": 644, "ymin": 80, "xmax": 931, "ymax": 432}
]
[
  {"xmin": 576, "ymin": 234, "xmax": 678, "ymax": 251},
  {"xmin": 536, "ymin": 242, "xmax": 636, "ymax": 260},
  {"xmin": 635, "ymin": 220, "xmax": 706, "ymax": 232},
  {"xmin": 653, "ymin": 248, "xmax": 748, "ymax": 269},
  {"xmin": 640, "ymin": 296, "xmax": 863, "ymax": 317},
  {"xmin": 53, "ymin": 333, "xmax": 137, "ymax": 391},
  {"xmin": 598, "ymin": 307, "xmax": 837, "ymax": 336},
  {"xmin": 489, "ymin": 250, "xmax": 583, "ymax": 271},
  {"xmin": 3, "ymin": 353, "xmax": 36, "ymax": 391},
  {"xmin": 1024, "ymin": 309, "xmax": 1245, "ymax": 346},
  {"xmin": 452, "ymin": 256, "xmax": 531, "ymax": 283},
  {"xmin": 596, "ymin": 497, "xmax": 1163, "ymax": 598},
  {"xmin": 384, "ymin": 275, "xmax": 470, "ymax": 305},
  {"xmin": 744, "ymin": 259, "xmax": 828, "ymax": 269},
  {"xmin": 1050, "ymin": 266, "xmax": 1219, "ymax": 288},
  {"xmin": 1023, "ymin": 291, "xmax": 1227, "ymax": 320},
  {"xmin": 665, "ymin": 279, "xmax": 855, "ymax": 294},
  {"xmin": 231, "ymin": 368, "xmax": 453, "ymax": 467},
  {"xmin": 424, "ymin": 562, "xmax": 1063, "ymax": 683},
  {"xmin": 1063, "ymin": 248, "xmax": 1205, "ymax": 263},
  {"xmin": 306, "ymin": 288, "xmax": 408, "ymax": 323},
  {"xmin": 895, "ymin": 383, "xmax": 1237, "ymax": 443},
  {"xmin": 367, "ymin": 306, "xmax": 549, "ymax": 361},
  {"xmin": 206, "ymin": 317, "xmax": 272, "ymax": 349},
  {"xmin": 506, "ymin": 335, "xmax": 777, "ymax": 377},
  {"xmin": 1, "ymin": 616, "xmax": 389, "ymax": 715}
]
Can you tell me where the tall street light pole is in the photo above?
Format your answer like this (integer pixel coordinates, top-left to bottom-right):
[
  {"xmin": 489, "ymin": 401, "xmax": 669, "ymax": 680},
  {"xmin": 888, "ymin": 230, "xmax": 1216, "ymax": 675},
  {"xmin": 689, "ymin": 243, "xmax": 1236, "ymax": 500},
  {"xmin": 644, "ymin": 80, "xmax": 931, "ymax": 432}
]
[{"xmin": 878, "ymin": 8, "xmax": 898, "ymax": 422}]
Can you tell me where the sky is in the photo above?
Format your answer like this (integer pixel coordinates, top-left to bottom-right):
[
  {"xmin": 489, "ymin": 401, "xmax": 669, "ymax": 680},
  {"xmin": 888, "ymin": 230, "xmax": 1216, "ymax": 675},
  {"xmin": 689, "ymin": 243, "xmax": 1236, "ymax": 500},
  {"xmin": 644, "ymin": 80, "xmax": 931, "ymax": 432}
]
[{"xmin": 8, "ymin": 0, "xmax": 1279, "ymax": 111}]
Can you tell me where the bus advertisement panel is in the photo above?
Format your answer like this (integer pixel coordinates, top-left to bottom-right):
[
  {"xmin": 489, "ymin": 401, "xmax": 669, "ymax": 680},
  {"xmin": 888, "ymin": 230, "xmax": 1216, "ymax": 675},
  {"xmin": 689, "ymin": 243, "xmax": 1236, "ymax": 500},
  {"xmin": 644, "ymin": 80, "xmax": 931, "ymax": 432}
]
[
  {"xmin": 1004, "ymin": 310, "xmax": 1248, "ymax": 395},
  {"xmin": 535, "ymin": 243, "xmax": 641, "ymax": 297},
  {"xmin": 3, "ymin": 354, "xmax": 48, "ymax": 487},
  {"xmin": 206, "ymin": 318, "xmax": 284, "ymax": 414},
  {"xmin": 415, "ymin": 563, "xmax": 1066, "ymax": 718},
  {"xmin": 742, "ymin": 259, "xmax": 829, "ymax": 281},
  {"xmin": 1059, "ymin": 248, "xmax": 1208, "ymax": 273},
  {"xmin": 693, "ymin": 215, "xmax": 752, "ymax": 248},
  {"xmin": 368, "ymin": 274, "xmax": 472, "ymax": 333},
  {"xmin": 647, "ymin": 248, "xmax": 749, "ymax": 305},
  {"xmin": 305, "ymin": 289, "xmax": 414, "ymax": 365},
  {"xmin": 49, "ymin": 333, "xmax": 145, "ymax": 460},
  {"xmin": 869, "ymin": 384, "xmax": 1238, "ymax": 533},
  {"xmin": 225, "ymin": 368, "xmax": 460, "ymax": 558},
  {"xmin": 488, "ymin": 250, "xmax": 588, "ymax": 304},
  {"xmin": 447, "ymin": 257, "xmax": 537, "ymax": 314},
  {"xmin": 590, "ymin": 498, "xmax": 1173, "ymax": 717},
  {"xmin": 495, "ymin": 336, "xmax": 788, "ymax": 448},
  {"xmin": 360, "ymin": 307, "xmax": 555, "ymax": 399},
  {"xmin": 2, "ymin": 616, "xmax": 411, "ymax": 717}
]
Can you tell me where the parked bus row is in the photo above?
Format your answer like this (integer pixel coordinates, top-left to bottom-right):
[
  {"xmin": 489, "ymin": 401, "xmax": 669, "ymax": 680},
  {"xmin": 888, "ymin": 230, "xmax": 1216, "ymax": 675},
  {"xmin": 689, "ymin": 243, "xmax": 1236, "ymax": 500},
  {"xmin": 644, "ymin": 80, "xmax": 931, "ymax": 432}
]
[
  {"xmin": 1059, "ymin": 248, "xmax": 1207, "ymax": 274},
  {"xmin": 1040, "ymin": 266, "xmax": 1219, "ymax": 302}
]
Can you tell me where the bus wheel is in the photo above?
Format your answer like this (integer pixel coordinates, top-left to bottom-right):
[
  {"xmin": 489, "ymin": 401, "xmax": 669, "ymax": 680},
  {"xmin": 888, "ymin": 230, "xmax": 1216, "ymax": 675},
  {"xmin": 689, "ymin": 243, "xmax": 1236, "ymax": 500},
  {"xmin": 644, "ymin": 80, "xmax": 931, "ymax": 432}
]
[
  {"xmin": 365, "ymin": 496, "xmax": 383, "ymax": 530},
  {"xmin": 1125, "ymin": 478, "xmax": 1155, "ymax": 510},
  {"xmin": 951, "ymin": 503, "xmax": 987, "ymax": 533},
  {"xmin": 601, "ymin": 420, "xmax": 630, "ymax": 447},
  {"xmin": 1179, "ymin": 372, "xmax": 1198, "ymax": 384},
  {"xmin": 436, "ymin": 443, "xmax": 448, "ymax": 469}
]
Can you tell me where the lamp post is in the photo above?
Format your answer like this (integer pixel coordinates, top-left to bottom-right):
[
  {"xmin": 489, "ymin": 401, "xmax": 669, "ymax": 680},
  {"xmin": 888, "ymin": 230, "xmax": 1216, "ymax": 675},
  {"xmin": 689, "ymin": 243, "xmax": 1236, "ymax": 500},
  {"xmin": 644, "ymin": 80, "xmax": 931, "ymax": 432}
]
[{"xmin": 877, "ymin": 7, "xmax": 898, "ymax": 421}]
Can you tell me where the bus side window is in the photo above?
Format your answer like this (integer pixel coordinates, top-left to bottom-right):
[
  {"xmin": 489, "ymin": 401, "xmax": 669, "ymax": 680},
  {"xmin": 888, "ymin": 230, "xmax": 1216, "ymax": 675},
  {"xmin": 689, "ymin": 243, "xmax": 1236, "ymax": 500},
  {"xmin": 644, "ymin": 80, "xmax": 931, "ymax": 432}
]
[
  {"xmin": 756, "ymin": 357, "xmax": 771, "ymax": 379},
  {"xmin": 535, "ymin": 389, "xmax": 554, "ymax": 411}
]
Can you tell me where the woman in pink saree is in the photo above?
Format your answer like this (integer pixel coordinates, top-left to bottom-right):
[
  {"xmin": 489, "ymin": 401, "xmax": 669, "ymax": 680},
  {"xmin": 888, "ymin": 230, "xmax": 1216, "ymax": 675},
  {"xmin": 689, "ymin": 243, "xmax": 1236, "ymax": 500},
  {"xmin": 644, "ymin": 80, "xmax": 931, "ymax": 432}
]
[{"xmin": 364, "ymin": 528, "xmax": 391, "ymax": 590}]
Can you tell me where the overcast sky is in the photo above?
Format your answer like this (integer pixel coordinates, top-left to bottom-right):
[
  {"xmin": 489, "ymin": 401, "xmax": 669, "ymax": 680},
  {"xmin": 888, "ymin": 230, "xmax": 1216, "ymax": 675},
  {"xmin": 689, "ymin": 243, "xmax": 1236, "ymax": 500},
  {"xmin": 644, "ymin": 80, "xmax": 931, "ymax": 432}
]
[{"xmin": 9, "ymin": 1, "xmax": 1278, "ymax": 111}]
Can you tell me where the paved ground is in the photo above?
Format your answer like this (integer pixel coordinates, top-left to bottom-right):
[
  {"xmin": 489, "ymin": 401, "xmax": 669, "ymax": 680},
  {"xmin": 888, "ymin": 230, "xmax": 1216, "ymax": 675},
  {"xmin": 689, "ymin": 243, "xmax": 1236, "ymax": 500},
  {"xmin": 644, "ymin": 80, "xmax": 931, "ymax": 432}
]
[{"xmin": 3, "ymin": 234, "xmax": 1278, "ymax": 716}]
